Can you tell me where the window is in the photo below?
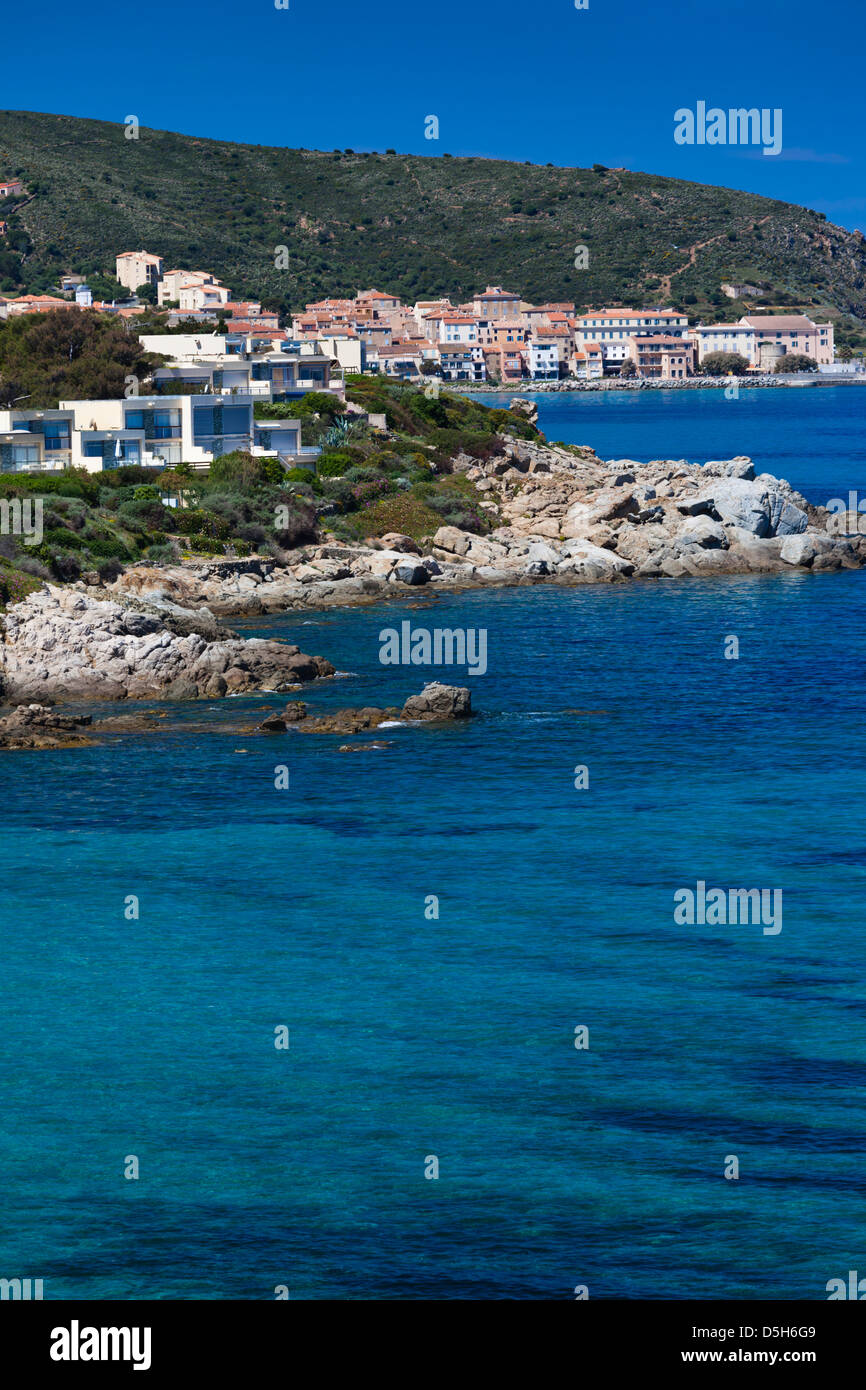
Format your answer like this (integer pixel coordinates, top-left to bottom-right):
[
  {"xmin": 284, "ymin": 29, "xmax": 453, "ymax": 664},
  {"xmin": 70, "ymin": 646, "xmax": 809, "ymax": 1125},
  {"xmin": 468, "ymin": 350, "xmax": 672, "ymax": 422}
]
[{"xmin": 194, "ymin": 407, "xmax": 215, "ymax": 439}]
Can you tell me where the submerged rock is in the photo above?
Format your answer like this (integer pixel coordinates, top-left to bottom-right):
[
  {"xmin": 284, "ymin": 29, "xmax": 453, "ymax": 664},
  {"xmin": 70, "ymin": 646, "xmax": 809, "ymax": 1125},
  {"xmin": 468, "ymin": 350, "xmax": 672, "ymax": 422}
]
[{"xmin": 0, "ymin": 703, "xmax": 93, "ymax": 750}]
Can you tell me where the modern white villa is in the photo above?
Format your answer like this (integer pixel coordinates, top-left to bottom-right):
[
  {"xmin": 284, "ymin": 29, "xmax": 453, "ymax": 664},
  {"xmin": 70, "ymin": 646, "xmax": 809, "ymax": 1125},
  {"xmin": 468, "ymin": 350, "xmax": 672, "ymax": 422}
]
[{"xmin": 0, "ymin": 395, "xmax": 316, "ymax": 473}]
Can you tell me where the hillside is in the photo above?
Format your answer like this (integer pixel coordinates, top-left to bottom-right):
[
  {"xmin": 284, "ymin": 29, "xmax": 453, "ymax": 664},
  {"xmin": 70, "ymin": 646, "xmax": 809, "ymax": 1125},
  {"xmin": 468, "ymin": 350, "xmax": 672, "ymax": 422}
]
[{"xmin": 1, "ymin": 110, "xmax": 865, "ymax": 335}]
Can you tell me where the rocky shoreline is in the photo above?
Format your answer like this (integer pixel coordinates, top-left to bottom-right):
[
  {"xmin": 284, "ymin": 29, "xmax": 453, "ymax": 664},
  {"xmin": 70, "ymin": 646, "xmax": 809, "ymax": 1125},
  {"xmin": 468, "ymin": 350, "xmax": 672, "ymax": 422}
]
[
  {"xmin": 0, "ymin": 435, "xmax": 862, "ymax": 721},
  {"xmin": 454, "ymin": 374, "xmax": 866, "ymax": 394},
  {"xmin": 86, "ymin": 438, "xmax": 865, "ymax": 619}
]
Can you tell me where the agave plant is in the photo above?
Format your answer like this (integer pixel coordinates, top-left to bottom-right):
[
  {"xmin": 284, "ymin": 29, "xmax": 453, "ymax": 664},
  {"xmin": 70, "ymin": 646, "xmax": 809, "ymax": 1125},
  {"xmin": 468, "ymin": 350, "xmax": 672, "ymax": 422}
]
[{"xmin": 322, "ymin": 417, "xmax": 351, "ymax": 450}]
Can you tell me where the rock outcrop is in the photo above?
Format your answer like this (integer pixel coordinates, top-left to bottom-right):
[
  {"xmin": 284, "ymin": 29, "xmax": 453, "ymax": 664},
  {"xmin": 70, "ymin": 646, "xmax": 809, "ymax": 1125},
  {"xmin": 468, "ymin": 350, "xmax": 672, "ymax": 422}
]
[
  {"xmin": 0, "ymin": 586, "xmax": 335, "ymax": 704},
  {"xmin": 254, "ymin": 684, "xmax": 472, "ymax": 735},
  {"xmin": 0, "ymin": 703, "xmax": 93, "ymax": 750},
  {"xmin": 401, "ymin": 682, "xmax": 473, "ymax": 721}
]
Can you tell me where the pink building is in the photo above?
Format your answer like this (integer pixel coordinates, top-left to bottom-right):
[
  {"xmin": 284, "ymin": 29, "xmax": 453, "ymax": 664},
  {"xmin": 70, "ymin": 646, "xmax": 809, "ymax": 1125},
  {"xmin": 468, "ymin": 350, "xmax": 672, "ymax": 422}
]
[
  {"xmin": 740, "ymin": 314, "xmax": 833, "ymax": 366},
  {"xmin": 627, "ymin": 335, "xmax": 695, "ymax": 379}
]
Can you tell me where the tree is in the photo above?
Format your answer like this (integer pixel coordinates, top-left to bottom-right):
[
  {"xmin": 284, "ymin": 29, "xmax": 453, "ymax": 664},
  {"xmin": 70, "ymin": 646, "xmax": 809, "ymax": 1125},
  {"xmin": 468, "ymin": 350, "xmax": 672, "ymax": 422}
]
[
  {"xmin": 700, "ymin": 351, "xmax": 751, "ymax": 376},
  {"xmin": 207, "ymin": 450, "xmax": 284, "ymax": 491},
  {"xmin": 619, "ymin": 359, "xmax": 637, "ymax": 377},
  {"xmin": 135, "ymin": 283, "xmax": 158, "ymax": 306},
  {"xmin": 838, "ymin": 344, "xmax": 854, "ymax": 362},
  {"xmin": 0, "ymin": 309, "xmax": 162, "ymax": 407},
  {"xmin": 775, "ymin": 353, "xmax": 817, "ymax": 373}
]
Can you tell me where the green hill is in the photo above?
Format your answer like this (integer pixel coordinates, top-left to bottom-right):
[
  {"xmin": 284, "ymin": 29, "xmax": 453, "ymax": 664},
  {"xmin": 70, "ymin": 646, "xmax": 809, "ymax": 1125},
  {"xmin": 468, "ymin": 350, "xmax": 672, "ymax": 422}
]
[{"xmin": 1, "ymin": 110, "xmax": 865, "ymax": 339}]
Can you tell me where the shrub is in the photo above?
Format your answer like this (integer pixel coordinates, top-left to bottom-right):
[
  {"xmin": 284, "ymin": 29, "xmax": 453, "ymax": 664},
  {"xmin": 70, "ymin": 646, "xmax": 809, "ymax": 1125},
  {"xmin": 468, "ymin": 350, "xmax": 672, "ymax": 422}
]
[
  {"xmin": 228, "ymin": 538, "xmax": 252, "ymax": 557},
  {"xmin": 319, "ymin": 478, "xmax": 356, "ymax": 512},
  {"xmin": 86, "ymin": 536, "xmax": 133, "ymax": 560},
  {"xmin": 169, "ymin": 508, "xmax": 230, "ymax": 539},
  {"xmin": 49, "ymin": 550, "xmax": 82, "ymax": 582},
  {"xmin": 282, "ymin": 467, "xmax": 319, "ymax": 486},
  {"xmin": 0, "ymin": 560, "xmax": 44, "ymax": 609},
  {"xmin": 97, "ymin": 558, "xmax": 125, "ymax": 583},
  {"xmin": 143, "ymin": 544, "xmax": 176, "ymax": 563},
  {"xmin": 700, "ymin": 351, "xmax": 751, "ymax": 376},
  {"xmin": 0, "ymin": 469, "xmax": 100, "ymax": 504},
  {"xmin": 117, "ymin": 497, "xmax": 170, "ymax": 529},
  {"xmin": 234, "ymin": 522, "xmax": 267, "ymax": 545},
  {"xmin": 426, "ymin": 487, "xmax": 493, "ymax": 534},
  {"xmin": 183, "ymin": 534, "xmax": 225, "ymax": 555},
  {"xmin": 207, "ymin": 450, "xmax": 283, "ymax": 491},
  {"xmin": 44, "ymin": 526, "xmax": 85, "ymax": 550},
  {"xmin": 775, "ymin": 353, "xmax": 817, "ymax": 373},
  {"xmin": 339, "ymin": 493, "xmax": 441, "ymax": 541},
  {"xmin": 351, "ymin": 477, "xmax": 394, "ymax": 506},
  {"xmin": 316, "ymin": 452, "xmax": 354, "ymax": 477},
  {"xmin": 133, "ymin": 484, "xmax": 161, "ymax": 501},
  {"xmin": 273, "ymin": 498, "xmax": 317, "ymax": 548}
]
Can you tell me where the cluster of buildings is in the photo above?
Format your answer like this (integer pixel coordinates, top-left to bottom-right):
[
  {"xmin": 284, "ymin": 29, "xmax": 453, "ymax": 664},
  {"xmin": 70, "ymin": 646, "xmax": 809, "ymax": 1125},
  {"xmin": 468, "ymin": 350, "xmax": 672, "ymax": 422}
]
[
  {"xmin": 0, "ymin": 232, "xmax": 843, "ymax": 478},
  {"xmin": 0, "ymin": 220, "xmax": 840, "ymax": 376},
  {"xmin": 115, "ymin": 251, "xmax": 280, "ymax": 335},
  {"xmin": 286, "ymin": 286, "xmax": 836, "ymax": 381}
]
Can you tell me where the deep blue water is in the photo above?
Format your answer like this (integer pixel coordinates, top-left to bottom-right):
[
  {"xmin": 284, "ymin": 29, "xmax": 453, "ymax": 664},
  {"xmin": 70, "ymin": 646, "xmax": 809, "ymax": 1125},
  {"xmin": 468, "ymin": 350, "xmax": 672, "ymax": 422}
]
[
  {"xmin": 475, "ymin": 383, "xmax": 866, "ymax": 507},
  {"xmin": 1, "ymin": 390, "xmax": 865, "ymax": 1300}
]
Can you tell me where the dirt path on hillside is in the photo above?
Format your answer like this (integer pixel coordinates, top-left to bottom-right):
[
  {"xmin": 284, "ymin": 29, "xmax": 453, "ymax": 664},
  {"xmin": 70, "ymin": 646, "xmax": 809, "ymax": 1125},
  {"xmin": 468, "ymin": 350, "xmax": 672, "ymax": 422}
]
[{"xmin": 658, "ymin": 215, "xmax": 771, "ymax": 297}]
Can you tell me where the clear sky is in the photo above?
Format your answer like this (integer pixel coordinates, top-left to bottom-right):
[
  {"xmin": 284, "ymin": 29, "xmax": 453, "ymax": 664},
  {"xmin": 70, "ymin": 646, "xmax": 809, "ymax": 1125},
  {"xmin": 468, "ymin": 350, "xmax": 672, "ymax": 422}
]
[{"xmin": 3, "ymin": 0, "xmax": 864, "ymax": 228}]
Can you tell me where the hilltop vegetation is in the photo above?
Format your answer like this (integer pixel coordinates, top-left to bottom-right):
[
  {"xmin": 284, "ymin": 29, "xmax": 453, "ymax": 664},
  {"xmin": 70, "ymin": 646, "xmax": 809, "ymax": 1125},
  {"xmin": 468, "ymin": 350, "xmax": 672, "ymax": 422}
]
[{"xmin": 0, "ymin": 111, "xmax": 865, "ymax": 334}]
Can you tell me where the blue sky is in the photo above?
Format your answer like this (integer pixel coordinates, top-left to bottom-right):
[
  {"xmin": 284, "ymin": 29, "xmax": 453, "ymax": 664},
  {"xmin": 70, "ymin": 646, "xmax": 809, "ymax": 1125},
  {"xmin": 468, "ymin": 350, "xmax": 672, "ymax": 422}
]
[{"xmin": 3, "ymin": 0, "xmax": 864, "ymax": 227}]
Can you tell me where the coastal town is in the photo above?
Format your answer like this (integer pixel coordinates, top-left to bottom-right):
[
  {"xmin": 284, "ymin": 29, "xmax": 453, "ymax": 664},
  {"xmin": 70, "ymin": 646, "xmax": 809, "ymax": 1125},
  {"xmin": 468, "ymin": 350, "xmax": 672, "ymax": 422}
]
[{"xmin": 0, "ymin": 242, "xmax": 851, "ymax": 477}]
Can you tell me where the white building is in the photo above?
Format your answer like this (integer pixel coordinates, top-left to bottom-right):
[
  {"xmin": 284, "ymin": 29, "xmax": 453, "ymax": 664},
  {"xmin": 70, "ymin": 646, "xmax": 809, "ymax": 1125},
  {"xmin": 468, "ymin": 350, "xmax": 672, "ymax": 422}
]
[
  {"xmin": 437, "ymin": 315, "xmax": 481, "ymax": 344},
  {"xmin": 115, "ymin": 250, "xmax": 164, "ymax": 292},
  {"xmin": 527, "ymin": 342, "xmax": 560, "ymax": 381},
  {"xmin": 140, "ymin": 334, "xmax": 339, "ymax": 400},
  {"xmin": 687, "ymin": 323, "xmax": 756, "ymax": 363},
  {"xmin": 178, "ymin": 280, "xmax": 230, "ymax": 312},
  {"xmin": 573, "ymin": 308, "xmax": 690, "ymax": 363},
  {"xmin": 0, "ymin": 396, "xmax": 315, "ymax": 474}
]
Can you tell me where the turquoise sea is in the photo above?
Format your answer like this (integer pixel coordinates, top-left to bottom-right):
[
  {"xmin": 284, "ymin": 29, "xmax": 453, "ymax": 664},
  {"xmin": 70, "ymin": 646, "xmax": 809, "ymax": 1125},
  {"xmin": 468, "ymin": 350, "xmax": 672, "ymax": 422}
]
[{"xmin": 1, "ymin": 386, "xmax": 864, "ymax": 1300}]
